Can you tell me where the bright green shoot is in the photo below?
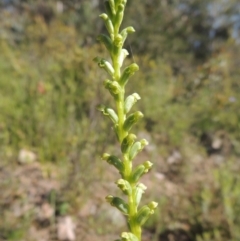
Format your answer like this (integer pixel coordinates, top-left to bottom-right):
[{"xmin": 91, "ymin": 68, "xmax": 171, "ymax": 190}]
[{"xmin": 94, "ymin": 1, "xmax": 158, "ymax": 241}]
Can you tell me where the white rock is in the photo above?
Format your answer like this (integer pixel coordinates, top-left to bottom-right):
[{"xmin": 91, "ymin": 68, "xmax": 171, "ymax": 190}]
[
  {"xmin": 38, "ymin": 202, "xmax": 54, "ymax": 220},
  {"xmin": 154, "ymin": 172, "xmax": 165, "ymax": 181},
  {"xmin": 57, "ymin": 216, "xmax": 76, "ymax": 241},
  {"xmin": 56, "ymin": 1, "xmax": 64, "ymax": 13},
  {"xmin": 212, "ymin": 138, "xmax": 222, "ymax": 149},
  {"xmin": 18, "ymin": 149, "xmax": 37, "ymax": 164},
  {"xmin": 167, "ymin": 150, "xmax": 182, "ymax": 165}
]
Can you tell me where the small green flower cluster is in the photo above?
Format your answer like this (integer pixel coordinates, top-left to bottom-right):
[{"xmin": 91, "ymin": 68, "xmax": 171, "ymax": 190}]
[{"xmin": 94, "ymin": 1, "xmax": 158, "ymax": 241}]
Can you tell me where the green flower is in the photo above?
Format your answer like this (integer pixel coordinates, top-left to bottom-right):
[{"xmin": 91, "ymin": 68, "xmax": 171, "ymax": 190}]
[{"xmin": 95, "ymin": 1, "xmax": 158, "ymax": 240}]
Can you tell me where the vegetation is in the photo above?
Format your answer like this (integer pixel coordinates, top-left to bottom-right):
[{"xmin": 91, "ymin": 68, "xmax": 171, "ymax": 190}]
[{"xmin": 0, "ymin": 0, "xmax": 240, "ymax": 240}]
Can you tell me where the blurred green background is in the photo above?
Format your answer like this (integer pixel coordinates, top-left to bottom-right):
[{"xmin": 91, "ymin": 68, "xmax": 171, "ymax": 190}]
[{"xmin": 0, "ymin": 0, "xmax": 240, "ymax": 241}]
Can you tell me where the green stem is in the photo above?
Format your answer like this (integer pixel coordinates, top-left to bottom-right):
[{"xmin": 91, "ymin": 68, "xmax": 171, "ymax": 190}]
[
  {"xmin": 116, "ymin": 90, "xmax": 126, "ymax": 142},
  {"xmin": 113, "ymin": 39, "xmax": 141, "ymax": 239},
  {"xmin": 113, "ymin": 55, "xmax": 121, "ymax": 80},
  {"xmin": 97, "ymin": 2, "xmax": 158, "ymax": 241},
  {"xmin": 123, "ymin": 156, "xmax": 141, "ymax": 240},
  {"xmin": 129, "ymin": 188, "xmax": 141, "ymax": 240},
  {"xmin": 112, "ymin": 37, "xmax": 126, "ymax": 142}
]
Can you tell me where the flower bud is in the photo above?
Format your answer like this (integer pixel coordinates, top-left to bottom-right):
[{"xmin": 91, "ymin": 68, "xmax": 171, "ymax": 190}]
[
  {"xmin": 121, "ymin": 232, "xmax": 139, "ymax": 241},
  {"xmin": 136, "ymin": 206, "xmax": 151, "ymax": 226},
  {"xmin": 120, "ymin": 26, "xmax": 135, "ymax": 43},
  {"xmin": 148, "ymin": 201, "xmax": 158, "ymax": 210},
  {"xmin": 134, "ymin": 183, "xmax": 147, "ymax": 208},
  {"xmin": 106, "ymin": 108, "xmax": 118, "ymax": 123},
  {"xmin": 106, "ymin": 195, "xmax": 129, "ymax": 215},
  {"xmin": 121, "ymin": 133, "xmax": 136, "ymax": 154},
  {"xmin": 119, "ymin": 63, "xmax": 139, "ymax": 86},
  {"xmin": 129, "ymin": 142, "xmax": 141, "ymax": 160},
  {"xmin": 130, "ymin": 164, "xmax": 145, "ymax": 183},
  {"xmin": 116, "ymin": 179, "xmax": 132, "ymax": 195},
  {"xmin": 130, "ymin": 161, "xmax": 153, "ymax": 183},
  {"xmin": 98, "ymin": 105, "xmax": 118, "ymax": 123},
  {"xmin": 102, "ymin": 153, "xmax": 123, "ymax": 172},
  {"xmin": 99, "ymin": 13, "xmax": 114, "ymax": 35},
  {"xmin": 96, "ymin": 34, "xmax": 112, "ymax": 52},
  {"xmin": 113, "ymin": 34, "xmax": 123, "ymax": 48},
  {"xmin": 104, "ymin": 79, "xmax": 122, "ymax": 97},
  {"xmin": 115, "ymin": 4, "xmax": 125, "ymax": 32},
  {"xmin": 128, "ymin": 139, "xmax": 148, "ymax": 160},
  {"xmin": 136, "ymin": 201, "xmax": 158, "ymax": 226},
  {"xmin": 104, "ymin": 0, "xmax": 115, "ymax": 20},
  {"xmin": 122, "ymin": 0, "xmax": 127, "ymax": 4},
  {"xmin": 93, "ymin": 57, "xmax": 114, "ymax": 76},
  {"xmin": 140, "ymin": 139, "xmax": 149, "ymax": 148},
  {"xmin": 124, "ymin": 93, "xmax": 141, "ymax": 114},
  {"xmin": 143, "ymin": 161, "xmax": 153, "ymax": 173},
  {"xmin": 119, "ymin": 49, "xmax": 129, "ymax": 67},
  {"xmin": 123, "ymin": 111, "xmax": 143, "ymax": 132}
]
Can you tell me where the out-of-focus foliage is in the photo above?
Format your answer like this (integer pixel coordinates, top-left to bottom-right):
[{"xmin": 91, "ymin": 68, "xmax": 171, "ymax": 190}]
[
  {"xmin": 150, "ymin": 159, "xmax": 240, "ymax": 241},
  {"xmin": 0, "ymin": 0, "xmax": 240, "ymax": 240}
]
